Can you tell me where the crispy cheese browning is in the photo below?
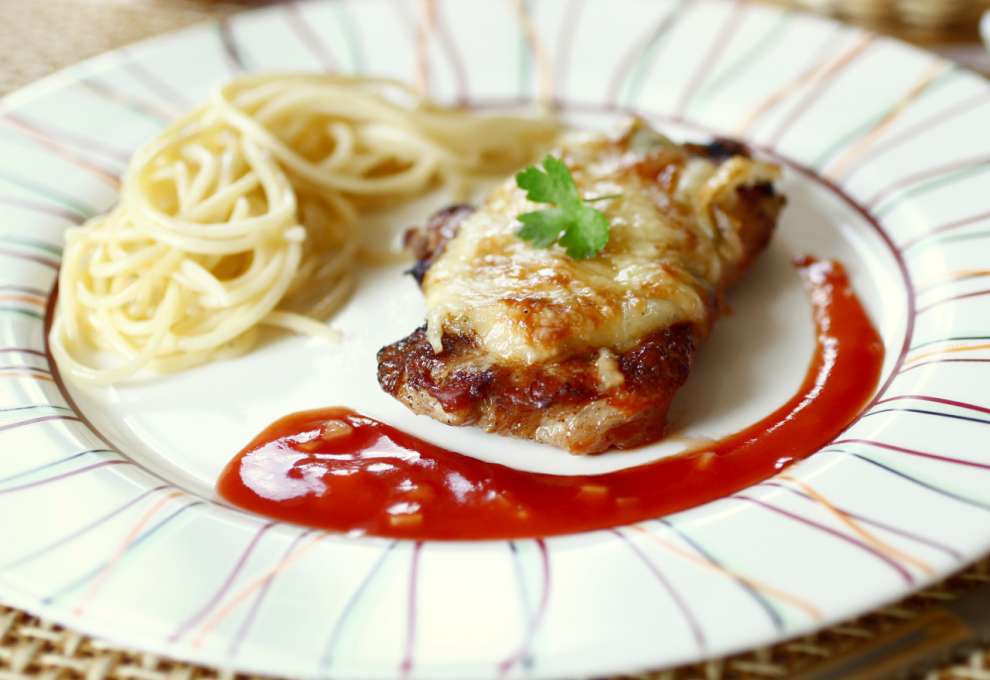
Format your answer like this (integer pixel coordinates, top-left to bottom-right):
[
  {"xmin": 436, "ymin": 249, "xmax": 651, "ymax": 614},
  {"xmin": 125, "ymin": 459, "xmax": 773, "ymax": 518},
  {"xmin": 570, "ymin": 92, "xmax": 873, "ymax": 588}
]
[{"xmin": 422, "ymin": 123, "xmax": 780, "ymax": 365}]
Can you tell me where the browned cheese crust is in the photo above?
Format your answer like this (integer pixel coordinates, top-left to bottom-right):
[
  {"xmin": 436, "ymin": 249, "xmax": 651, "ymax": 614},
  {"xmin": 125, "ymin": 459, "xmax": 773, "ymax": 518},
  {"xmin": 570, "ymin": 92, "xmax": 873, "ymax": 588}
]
[{"xmin": 378, "ymin": 132, "xmax": 785, "ymax": 454}]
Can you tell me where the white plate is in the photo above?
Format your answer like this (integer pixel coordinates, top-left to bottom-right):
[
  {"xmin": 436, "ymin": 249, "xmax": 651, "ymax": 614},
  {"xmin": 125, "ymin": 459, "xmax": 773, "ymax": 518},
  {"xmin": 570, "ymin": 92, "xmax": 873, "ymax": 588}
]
[{"xmin": 2, "ymin": 1, "xmax": 990, "ymax": 677}]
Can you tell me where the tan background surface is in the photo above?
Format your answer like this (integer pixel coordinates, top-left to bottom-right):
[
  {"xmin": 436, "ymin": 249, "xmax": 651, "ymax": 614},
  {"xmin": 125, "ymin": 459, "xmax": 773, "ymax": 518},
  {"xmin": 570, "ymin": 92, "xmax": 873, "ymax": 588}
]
[{"xmin": 1, "ymin": 1, "xmax": 989, "ymax": 678}]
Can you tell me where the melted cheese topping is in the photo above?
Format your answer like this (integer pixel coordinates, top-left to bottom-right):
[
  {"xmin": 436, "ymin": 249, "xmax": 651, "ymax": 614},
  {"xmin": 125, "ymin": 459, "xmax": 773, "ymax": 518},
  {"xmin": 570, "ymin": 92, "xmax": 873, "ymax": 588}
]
[{"xmin": 422, "ymin": 124, "xmax": 779, "ymax": 364}]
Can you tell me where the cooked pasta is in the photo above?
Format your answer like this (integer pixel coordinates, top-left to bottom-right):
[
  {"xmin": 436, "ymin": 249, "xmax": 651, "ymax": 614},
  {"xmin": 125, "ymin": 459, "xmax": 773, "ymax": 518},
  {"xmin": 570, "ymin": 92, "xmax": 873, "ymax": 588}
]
[{"xmin": 50, "ymin": 74, "xmax": 559, "ymax": 385}]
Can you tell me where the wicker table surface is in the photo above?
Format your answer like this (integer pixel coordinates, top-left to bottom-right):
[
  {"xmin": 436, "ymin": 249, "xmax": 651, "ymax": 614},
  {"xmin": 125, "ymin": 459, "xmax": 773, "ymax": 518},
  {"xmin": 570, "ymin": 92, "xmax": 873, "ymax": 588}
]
[{"xmin": 2, "ymin": 1, "xmax": 990, "ymax": 679}]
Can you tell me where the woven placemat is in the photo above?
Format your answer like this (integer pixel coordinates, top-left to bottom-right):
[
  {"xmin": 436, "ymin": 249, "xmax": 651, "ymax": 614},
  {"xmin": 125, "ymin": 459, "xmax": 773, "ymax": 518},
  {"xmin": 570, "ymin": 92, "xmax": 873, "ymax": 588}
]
[
  {"xmin": 1, "ymin": 561, "xmax": 988, "ymax": 680},
  {"xmin": 2, "ymin": 2, "xmax": 989, "ymax": 678}
]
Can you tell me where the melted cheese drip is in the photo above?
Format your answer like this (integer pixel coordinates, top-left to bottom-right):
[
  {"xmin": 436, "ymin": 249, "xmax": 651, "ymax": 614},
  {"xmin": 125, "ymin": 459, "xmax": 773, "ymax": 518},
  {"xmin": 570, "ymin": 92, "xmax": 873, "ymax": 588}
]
[{"xmin": 422, "ymin": 127, "xmax": 779, "ymax": 364}]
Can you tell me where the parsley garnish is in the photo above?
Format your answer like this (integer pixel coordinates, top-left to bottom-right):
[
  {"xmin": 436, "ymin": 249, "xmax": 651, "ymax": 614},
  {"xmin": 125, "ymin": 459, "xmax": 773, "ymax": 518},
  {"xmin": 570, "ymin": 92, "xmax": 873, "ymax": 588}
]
[{"xmin": 514, "ymin": 155, "xmax": 616, "ymax": 260}]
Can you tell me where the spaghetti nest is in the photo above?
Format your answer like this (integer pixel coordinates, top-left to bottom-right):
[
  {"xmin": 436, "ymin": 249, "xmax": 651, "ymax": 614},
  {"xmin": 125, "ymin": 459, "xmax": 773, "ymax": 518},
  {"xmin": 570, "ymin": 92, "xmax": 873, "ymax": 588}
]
[{"xmin": 50, "ymin": 74, "xmax": 559, "ymax": 384}]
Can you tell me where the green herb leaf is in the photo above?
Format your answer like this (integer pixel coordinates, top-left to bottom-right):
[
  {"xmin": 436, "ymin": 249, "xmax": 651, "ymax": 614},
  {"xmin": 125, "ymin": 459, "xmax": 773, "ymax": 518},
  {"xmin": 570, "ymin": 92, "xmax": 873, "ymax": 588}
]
[
  {"xmin": 517, "ymin": 208, "xmax": 567, "ymax": 248},
  {"xmin": 513, "ymin": 155, "xmax": 615, "ymax": 260},
  {"xmin": 558, "ymin": 206, "xmax": 609, "ymax": 260},
  {"xmin": 515, "ymin": 155, "xmax": 579, "ymax": 205}
]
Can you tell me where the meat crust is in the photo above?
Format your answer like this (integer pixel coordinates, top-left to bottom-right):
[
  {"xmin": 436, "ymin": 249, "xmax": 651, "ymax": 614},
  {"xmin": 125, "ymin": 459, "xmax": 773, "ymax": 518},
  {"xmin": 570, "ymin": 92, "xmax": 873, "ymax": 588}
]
[
  {"xmin": 404, "ymin": 204, "xmax": 474, "ymax": 285},
  {"xmin": 377, "ymin": 324, "xmax": 695, "ymax": 454}
]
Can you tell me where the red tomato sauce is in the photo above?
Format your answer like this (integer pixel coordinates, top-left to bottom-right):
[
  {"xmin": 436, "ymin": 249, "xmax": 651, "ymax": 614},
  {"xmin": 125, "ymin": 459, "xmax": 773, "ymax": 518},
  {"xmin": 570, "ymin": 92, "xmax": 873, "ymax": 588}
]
[{"xmin": 218, "ymin": 259, "xmax": 884, "ymax": 539}]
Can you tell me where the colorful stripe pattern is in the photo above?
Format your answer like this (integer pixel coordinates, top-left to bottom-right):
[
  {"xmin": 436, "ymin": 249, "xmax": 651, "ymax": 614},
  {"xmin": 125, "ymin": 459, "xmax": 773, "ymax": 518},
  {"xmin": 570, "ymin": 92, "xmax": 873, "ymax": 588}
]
[{"xmin": 0, "ymin": 1, "xmax": 988, "ymax": 679}]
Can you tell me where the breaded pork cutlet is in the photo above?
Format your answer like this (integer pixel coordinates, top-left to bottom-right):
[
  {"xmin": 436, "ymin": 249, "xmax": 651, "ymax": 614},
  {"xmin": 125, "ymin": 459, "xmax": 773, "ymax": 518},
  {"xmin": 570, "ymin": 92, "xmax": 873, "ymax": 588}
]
[{"xmin": 378, "ymin": 122, "xmax": 785, "ymax": 454}]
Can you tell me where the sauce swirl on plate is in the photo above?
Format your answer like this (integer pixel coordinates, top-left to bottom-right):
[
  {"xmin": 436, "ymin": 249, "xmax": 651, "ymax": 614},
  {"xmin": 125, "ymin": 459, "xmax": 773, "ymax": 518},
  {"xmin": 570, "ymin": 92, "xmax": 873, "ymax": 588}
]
[{"xmin": 218, "ymin": 259, "xmax": 883, "ymax": 539}]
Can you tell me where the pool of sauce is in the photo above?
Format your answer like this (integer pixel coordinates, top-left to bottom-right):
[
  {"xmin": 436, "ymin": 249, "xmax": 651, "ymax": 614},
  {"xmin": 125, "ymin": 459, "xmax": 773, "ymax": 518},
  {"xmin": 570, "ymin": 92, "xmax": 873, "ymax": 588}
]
[{"xmin": 218, "ymin": 259, "xmax": 884, "ymax": 539}]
